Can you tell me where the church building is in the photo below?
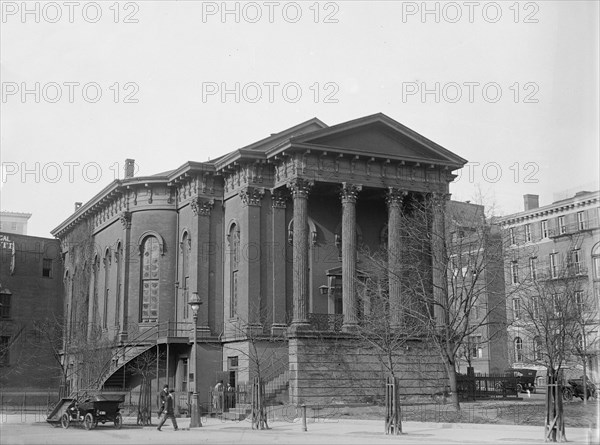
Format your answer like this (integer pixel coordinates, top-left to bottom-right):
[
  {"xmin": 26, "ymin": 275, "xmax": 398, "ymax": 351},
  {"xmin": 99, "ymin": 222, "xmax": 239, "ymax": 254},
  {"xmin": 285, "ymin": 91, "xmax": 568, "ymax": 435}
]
[{"xmin": 51, "ymin": 113, "xmax": 467, "ymax": 407}]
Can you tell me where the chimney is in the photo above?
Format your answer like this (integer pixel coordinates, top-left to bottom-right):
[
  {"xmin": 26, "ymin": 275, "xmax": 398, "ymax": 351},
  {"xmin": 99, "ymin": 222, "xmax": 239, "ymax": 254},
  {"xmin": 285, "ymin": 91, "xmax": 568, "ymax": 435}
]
[
  {"xmin": 523, "ymin": 194, "xmax": 539, "ymax": 211},
  {"xmin": 74, "ymin": 202, "xmax": 82, "ymax": 212},
  {"xmin": 124, "ymin": 159, "xmax": 135, "ymax": 179}
]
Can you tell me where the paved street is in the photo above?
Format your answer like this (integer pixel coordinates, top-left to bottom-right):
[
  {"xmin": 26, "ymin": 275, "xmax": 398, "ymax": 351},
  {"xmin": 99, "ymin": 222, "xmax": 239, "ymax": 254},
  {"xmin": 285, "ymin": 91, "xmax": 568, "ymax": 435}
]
[{"xmin": 1, "ymin": 415, "xmax": 597, "ymax": 445}]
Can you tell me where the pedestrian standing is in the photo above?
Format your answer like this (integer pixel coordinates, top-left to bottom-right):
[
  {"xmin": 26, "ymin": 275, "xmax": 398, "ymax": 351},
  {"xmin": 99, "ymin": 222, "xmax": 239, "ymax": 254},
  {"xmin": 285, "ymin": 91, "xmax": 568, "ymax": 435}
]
[
  {"xmin": 157, "ymin": 389, "xmax": 178, "ymax": 431},
  {"xmin": 213, "ymin": 380, "xmax": 224, "ymax": 413}
]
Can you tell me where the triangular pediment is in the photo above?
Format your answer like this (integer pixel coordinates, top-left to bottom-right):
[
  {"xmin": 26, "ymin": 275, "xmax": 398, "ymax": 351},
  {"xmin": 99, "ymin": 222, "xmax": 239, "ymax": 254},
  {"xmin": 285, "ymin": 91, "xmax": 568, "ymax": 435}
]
[{"xmin": 291, "ymin": 113, "xmax": 466, "ymax": 168}]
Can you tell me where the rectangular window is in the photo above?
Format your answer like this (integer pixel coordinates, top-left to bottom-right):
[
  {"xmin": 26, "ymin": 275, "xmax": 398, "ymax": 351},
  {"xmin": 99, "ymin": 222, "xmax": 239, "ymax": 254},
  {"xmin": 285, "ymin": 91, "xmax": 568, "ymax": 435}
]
[
  {"xmin": 549, "ymin": 253, "xmax": 558, "ymax": 278},
  {"xmin": 525, "ymin": 224, "xmax": 531, "ymax": 242},
  {"xmin": 572, "ymin": 249, "xmax": 582, "ymax": 274},
  {"xmin": 595, "ymin": 257, "xmax": 600, "ymax": 280},
  {"xmin": 42, "ymin": 258, "xmax": 53, "ymax": 278},
  {"xmin": 577, "ymin": 211, "xmax": 586, "ymax": 230},
  {"xmin": 183, "ymin": 277, "xmax": 189, "ymax": 319},
  {"xmin": 533, "ymin": 337, "xmax": 543, "ymax": 360},
  {"xmin": 468, "ymin": 336, "xmax": 482, "ymax": 358},
  {"xmin": 0, "ymin": 336, "xmax": 9, "ymax": 366},
  {"xmin": 512, "ymin": 298, "xmax": 521, "ymax": 320},
  {"xmin": 558, "ymin": 216, "xmax": 566, "ymax": 234},
  {"xmin": 511, "ymin": 261, "xmax": 519, "ymax": 284},
  {"xmin": 509, "ymin": 228, "xmax": 516, "ymax": 245},
  {"xmin": 228, "ymin": 356, "xmax": 239, "ymax": 369},
  {"xmin": 552, "ymin": 294, "xmax": 562, "ymax": 315},
  {"xmin": 529, "ymin": 257, "xmax": 537, "ymax": 281},
  {"xmin": 532, "ymin": 296, "xmax": 539, "ymax": 319},
  {"xmin": 575, "ymin": 291, "xmax": 585, "ymax": 312},
  {"xmin": 0, "ymin": 293, "xmax": 11, "ymax": 318},
  {"xmin": 230, "ymin": 271, "xmax": 238, "ymax": 318},
  {"xmin": 182, "ymin": 359, "xmax": 188, "ymax": 392},
  {"xmin": 541, "ymin": 220, "xmax": 548, "ymax": 239}
]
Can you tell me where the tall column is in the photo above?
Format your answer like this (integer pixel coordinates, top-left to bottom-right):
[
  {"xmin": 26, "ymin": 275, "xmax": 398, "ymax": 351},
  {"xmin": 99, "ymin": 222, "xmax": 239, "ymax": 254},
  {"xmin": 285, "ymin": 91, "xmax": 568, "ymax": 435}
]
[
  {"xmin": 430, "ymin": 192, "xmax": 450, "ymax": 327},
  {"xmin": 191, "ymin": 197, "xmax": 214, "ymax": 335},
  {"xmin": 118, "ymin": 211, "xmax": 131, "ymax": 342},
  {"xmin": 341, "ymin": 182, "xmax": 361, "ymax": 331},
  {"xmin": 387, "ymin": 188, "xmax": 407, "ymax": 327},
  {"xmin": 271, "ymin": 189, "xmax": 288, "ymax": 335},
  {"xmin": 287, "ymin": 178, "xmax": 313, "ymax": 330}
]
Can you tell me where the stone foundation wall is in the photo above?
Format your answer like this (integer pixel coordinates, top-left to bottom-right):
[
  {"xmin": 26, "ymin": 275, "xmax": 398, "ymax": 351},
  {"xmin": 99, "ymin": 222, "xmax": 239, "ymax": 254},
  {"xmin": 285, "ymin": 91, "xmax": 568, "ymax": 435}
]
[{"xmin": 289, "ymin": 334, "xmax": 447, "ymax": 405}]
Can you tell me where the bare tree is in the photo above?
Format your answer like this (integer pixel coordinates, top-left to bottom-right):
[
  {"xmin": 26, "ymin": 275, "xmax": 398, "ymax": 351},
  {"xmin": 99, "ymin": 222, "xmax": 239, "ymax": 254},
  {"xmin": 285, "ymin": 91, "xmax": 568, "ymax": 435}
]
[
  {"xmin": 220, "ymin": 308, "xmax": 288, "ymax": 429},
  {"xmin": 571, "ymin": 289, "xmax": 600, "ymax": 406},
  {"xmin": 384, "ymin": 196, "xmax": 517, "ymax": 410},
  {"xmin": 354, "ymin": 249, "xmax": 428, "ymax": 380},
  {"xmin": 128, "ymin": 349, "xmax": 164, "ymax": 425}
]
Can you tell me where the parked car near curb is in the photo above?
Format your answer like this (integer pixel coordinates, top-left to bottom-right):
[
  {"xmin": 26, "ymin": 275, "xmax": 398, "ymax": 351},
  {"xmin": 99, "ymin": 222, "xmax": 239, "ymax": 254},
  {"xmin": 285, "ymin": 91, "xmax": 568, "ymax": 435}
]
[
  {"xmin": 562, "ymin": 378, "xmax": 597, "ymax": 401},
  {"xmin": 495, "ymin": 369, "xmax": 537, "ymax": 394}
]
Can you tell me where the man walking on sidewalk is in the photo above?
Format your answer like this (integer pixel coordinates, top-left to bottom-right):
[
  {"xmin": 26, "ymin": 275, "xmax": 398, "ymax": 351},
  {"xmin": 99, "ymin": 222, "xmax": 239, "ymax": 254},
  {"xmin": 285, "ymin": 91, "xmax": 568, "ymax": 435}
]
[{"xmin": 157, "ymin": 389, "xmax": 178, "ymax": 431}]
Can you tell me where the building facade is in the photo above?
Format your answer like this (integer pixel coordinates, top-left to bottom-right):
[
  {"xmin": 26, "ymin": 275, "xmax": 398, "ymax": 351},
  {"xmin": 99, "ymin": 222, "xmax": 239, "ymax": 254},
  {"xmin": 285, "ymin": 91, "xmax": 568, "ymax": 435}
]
[
  {"xmin": 447, "ymin": 201, "xmax": 508, "ymax": 375},
  {"xmin": 499, "ymin": 191, "xmax": 600, "ymax": 383},
  {"xmin": 0, "ymin": 211, "xmax": 32, "ymax": 235},
  {"xmin": 51, "ymin": 113, "xmax": 468, "ymax": 406},
  {"xmin": 0, "ymin": 232, "xmax": 63, "ymax": 390}
]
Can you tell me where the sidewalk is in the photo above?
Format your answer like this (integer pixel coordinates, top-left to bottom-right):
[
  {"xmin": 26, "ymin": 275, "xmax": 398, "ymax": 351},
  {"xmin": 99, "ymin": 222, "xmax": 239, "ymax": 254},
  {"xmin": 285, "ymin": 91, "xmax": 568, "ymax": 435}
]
[{"xmin": 1, "ymin": 414, "xmax": 598, "ymax": 444}]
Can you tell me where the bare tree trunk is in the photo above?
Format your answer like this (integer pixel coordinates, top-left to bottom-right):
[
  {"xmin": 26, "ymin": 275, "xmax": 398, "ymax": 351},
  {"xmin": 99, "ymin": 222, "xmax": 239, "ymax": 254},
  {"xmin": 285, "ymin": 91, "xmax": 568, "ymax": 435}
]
[{"xmin": 443, "ymin": 358, "xmax": 460, "ymax": 410}]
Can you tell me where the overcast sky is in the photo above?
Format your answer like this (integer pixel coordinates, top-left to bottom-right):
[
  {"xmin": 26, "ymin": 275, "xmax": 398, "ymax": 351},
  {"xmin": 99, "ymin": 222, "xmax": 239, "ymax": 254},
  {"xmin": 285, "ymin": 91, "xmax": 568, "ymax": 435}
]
[{"xmin": 1, "ymin": 0, "xmax": 598, "ymax": 238}]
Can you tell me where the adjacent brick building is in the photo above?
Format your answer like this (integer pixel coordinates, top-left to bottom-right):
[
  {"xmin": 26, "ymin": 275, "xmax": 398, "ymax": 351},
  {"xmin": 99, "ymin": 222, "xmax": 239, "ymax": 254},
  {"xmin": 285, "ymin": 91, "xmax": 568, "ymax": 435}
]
[
  {"xmin": 499, "ymin": 191, "xmax": 600, "ymax": 383},
  {"xmin": 0, "ymin": 231, "xmax": 63, "ymax": 390}
]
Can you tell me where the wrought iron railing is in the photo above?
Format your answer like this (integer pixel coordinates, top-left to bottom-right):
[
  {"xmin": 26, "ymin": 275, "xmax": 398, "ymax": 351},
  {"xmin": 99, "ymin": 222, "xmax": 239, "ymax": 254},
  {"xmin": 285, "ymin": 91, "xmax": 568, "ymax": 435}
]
[
  {"xmin": 156, "ymin": 321, "xmax": 192, "ymax": 338},
  {"xmin": 308, "ymin": 313, "xmax": 343, "ymax": 332}
]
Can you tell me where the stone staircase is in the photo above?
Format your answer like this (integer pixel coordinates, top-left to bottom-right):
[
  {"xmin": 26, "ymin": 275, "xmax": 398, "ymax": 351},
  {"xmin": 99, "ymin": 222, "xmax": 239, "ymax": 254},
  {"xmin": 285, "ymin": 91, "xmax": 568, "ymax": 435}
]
[{"xmin": 220, "ymin": 371, "xmax": 290, "ymax": 421}]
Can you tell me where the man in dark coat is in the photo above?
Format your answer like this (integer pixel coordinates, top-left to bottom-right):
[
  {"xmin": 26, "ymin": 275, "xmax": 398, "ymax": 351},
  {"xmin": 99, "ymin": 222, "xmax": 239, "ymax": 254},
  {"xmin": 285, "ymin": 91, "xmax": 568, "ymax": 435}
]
[
  {"xmin": 158, "ymin": 384, "xmax": 169, "ymax": 418},
  {"xmin": 157, "ymin": 389, "xmax": 178, "ymax": 431}
]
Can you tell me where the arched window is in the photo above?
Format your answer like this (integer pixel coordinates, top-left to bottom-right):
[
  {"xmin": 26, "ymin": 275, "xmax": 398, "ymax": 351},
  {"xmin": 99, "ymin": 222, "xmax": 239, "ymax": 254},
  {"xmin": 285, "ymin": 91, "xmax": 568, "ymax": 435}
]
[
  {"xmin": 181, "ymin": 232, "xmax": 190, "ymax": 319},
  {"xmin": 91, "ymin": 257, "xmax": 99, "ymax": 324},
  {"xmin": 141, "ymin": 236, "xmax": 160, "ymax": 323},
  {"xmin": 228, "ymin": 224, "xmax": 240, "ymax": 319},
  {"xmin": 115, "ymin": 242, "xmax": 123, "ymax": 328},
  {"xmin": 533, "ymin": 336, "xmax": 543, "ymax": 361},
  {"xmin": 103, "ymin": 249, "xmax": 111, "ymax": 329},
  {"xmin": 514, "ymin": 337, "xmax": 523, "ymax": 362}
]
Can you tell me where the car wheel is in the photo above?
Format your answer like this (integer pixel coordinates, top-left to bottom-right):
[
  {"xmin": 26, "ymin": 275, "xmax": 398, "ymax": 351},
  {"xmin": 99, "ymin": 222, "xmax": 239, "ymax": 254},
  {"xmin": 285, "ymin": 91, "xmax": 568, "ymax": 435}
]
[
  {"xmin": 562, "ymin": 388, "xmax": 573, "ymax": 402},
  {"xmin": 495, "ymin": 381, "xmax": 504, "ymax": 391},
  {"xmin": 61, "ymin": 413, "xmax": 70, "ymax": 429},
  {"xmin": 516, "ymin": 384, "xmax": 523, "ymax": 394},
  {"xmin": 114, "ymin": 413, "xmax": 123, "ymax": 429},
  {"xmin": 84, "ymin": 413, "xmax": 95, "ymax": 430}
]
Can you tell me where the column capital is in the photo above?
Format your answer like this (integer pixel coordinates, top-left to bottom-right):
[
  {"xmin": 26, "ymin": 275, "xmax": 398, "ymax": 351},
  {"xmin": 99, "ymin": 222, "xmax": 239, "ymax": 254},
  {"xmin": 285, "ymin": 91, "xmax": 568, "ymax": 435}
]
[
  {"xmin": 271, "ymin": 189, "xmax": 288, "ymax": 209},
  {"xmin": 191, "ymin": 197, "xmax": 215, "ymax": 216},
  {"xmin": 340, "ymin": 183, "xmax": 362, "ymax": 204},
  {"xmin": 239, "ymin": 187, "xmax": 265, "ymax": 207},
  {"xmin": 287, "ymin": 178, "xmax": 314, "ymax": 199},
  {"xmin": 119, "ymin": 211, "xmax": 132, "ymax": 229},
  {"xmin": 386, "ymin": 188, "xmax": 408, "ymax": 208}
]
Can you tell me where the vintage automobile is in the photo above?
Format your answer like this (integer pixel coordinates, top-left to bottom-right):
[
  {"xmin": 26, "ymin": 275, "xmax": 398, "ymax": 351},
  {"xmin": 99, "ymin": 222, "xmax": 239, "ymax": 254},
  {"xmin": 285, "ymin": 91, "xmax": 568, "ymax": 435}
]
[
  {"xmin": 47, "ymin": 393, "xmax": 125, "ymax": 430},
  {"xmin": 495, "ymin": 368, "xmax": 537, "ymax": 394},
  {"xmin": 562, "ymin": 378, "xmax": 597, "ymax": 401}
]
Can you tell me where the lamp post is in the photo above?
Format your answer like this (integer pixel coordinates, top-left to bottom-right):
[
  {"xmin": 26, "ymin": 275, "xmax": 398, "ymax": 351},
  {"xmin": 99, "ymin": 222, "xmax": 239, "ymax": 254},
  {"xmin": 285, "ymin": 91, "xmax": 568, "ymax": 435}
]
[{"xmin": 188, "ymin": 291, "xmax": 202, "ymax": 428}]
